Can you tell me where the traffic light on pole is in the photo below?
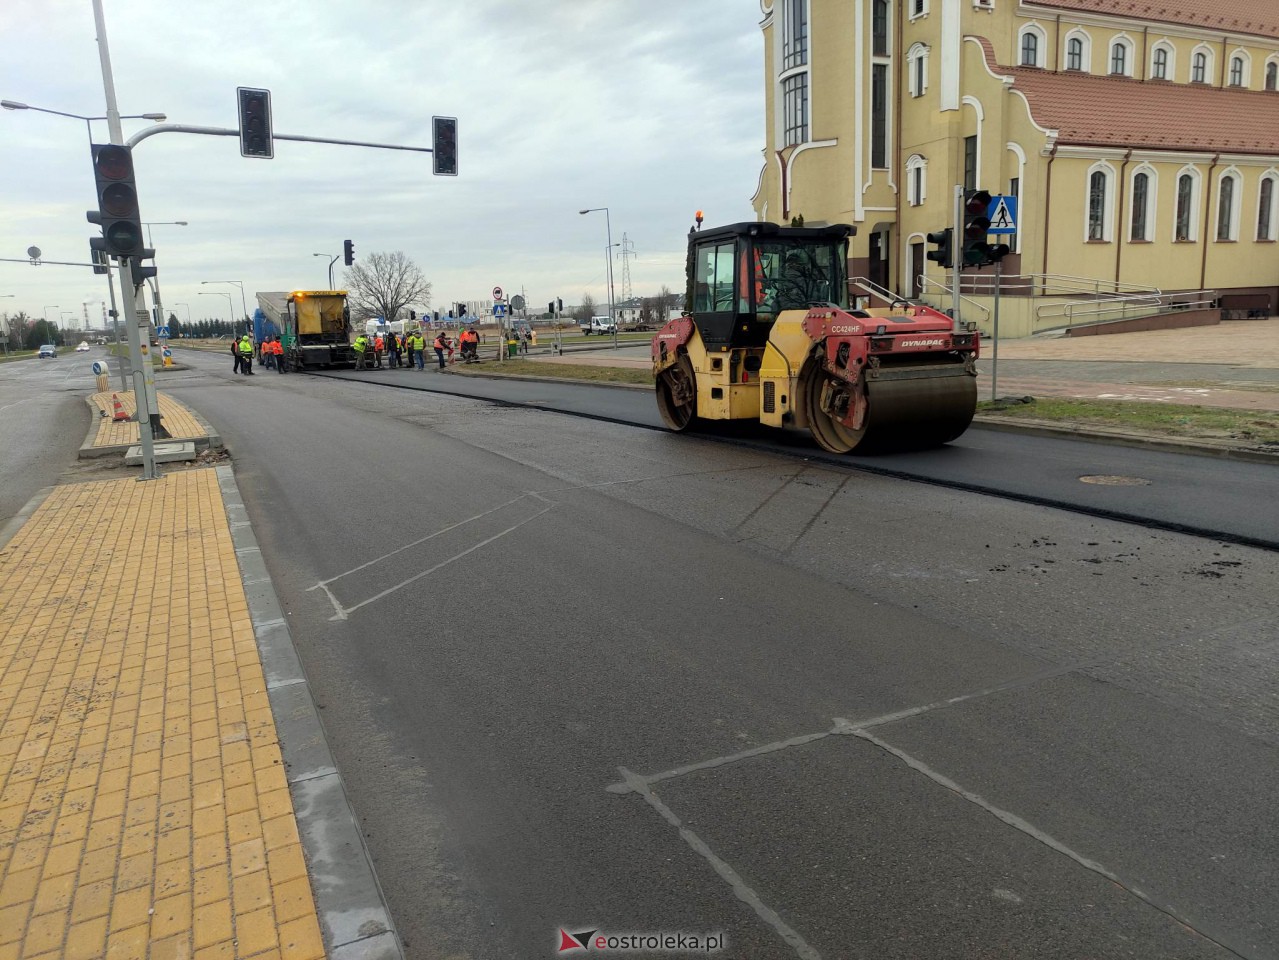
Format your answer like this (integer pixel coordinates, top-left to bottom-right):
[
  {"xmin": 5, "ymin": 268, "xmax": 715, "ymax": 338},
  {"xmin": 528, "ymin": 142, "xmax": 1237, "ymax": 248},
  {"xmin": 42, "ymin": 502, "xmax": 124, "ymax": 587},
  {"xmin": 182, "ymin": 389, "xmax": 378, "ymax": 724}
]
[
  {"xmin": 86, "ymin": 144, "xmax": 143, "ymax": 258},
  {"xmin": 925, "ymin": 227, "xmax": 953, "ymax": 270},
  {"xmin": 962, "ymin": 189, "xmax": 993, "ymax": 268},
  {"xmin": 432, "ymin": 116, "xmax": 458, "ymax": 176},
  {"xmin": 548, "ymin": 301, "xmax": 555, "ymax": 315},
  {"xmin": 557, "ymin": 297, "xmax": 563, "ymax": 313},
  {"xmin": 343, "ymin": 239, "xmax": 354, "ymax": 266},
  {"xmin": 237, "ymin": 87, "xmax": 274, "ymax": 159}
]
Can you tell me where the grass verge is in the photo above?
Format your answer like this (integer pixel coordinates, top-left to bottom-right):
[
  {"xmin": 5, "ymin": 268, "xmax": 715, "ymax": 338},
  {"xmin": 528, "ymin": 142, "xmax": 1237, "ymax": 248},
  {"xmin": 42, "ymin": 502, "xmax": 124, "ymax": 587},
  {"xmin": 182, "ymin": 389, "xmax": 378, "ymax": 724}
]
[
  {"xmin": 0, "ymin": 353, "xmax": 39, "ymax": 363},
  {"xmin": 978, "ymin": 397, "xmax": 1279, "ymax": 445}
]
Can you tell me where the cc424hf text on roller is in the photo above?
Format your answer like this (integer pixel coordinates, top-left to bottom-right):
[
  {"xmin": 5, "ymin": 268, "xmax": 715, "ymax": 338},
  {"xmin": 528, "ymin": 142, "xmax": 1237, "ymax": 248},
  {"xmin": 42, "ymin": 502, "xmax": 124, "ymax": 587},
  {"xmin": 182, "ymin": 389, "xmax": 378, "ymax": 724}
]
[{"xmin": 652, "ymin": 218, "xmax": 980, "ymax": 454}]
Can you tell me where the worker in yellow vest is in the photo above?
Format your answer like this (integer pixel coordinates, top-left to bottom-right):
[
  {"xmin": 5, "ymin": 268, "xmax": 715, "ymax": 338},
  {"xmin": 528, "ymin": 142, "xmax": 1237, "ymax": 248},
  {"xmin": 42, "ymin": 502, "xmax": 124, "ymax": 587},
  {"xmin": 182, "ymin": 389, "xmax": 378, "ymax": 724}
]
[{"xmin": 353, "ymin": 334, "xmax": 369, "ymax": 370}]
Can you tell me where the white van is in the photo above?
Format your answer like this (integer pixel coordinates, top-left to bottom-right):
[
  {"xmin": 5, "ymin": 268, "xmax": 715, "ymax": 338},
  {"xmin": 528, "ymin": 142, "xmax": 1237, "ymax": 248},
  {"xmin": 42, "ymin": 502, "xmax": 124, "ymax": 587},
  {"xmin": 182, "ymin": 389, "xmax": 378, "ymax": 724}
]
[{"xmin": 580, "ymin": 315, "xmax": 616, "ymax": 335}]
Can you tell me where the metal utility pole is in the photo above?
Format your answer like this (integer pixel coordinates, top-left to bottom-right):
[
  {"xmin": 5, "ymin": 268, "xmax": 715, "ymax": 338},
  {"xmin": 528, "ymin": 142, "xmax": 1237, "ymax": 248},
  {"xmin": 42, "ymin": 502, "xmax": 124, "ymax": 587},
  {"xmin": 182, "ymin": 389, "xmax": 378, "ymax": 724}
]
[
  {"xmin": 952, "ymin": 185, "xmax": 962, "ymax": 327},
  {"xmin": 991, "ymin": 259, "xmax": 1002, "ymax": 401},
  {"xmin": 619, "ymin": 233, "xmax": 636, "ymax": 305},
  {"xmin": 93, "ymin": 0, "xmax": 159, "ymax": 478}
]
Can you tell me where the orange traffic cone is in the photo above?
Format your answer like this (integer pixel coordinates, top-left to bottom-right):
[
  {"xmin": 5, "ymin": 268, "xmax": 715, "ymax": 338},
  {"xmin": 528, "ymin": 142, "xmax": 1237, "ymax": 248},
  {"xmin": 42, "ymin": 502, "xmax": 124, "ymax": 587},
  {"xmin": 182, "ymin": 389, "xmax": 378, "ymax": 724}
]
[{"xmin": 111, "ymin": 394, "xmax": 130, "ymax": 422}]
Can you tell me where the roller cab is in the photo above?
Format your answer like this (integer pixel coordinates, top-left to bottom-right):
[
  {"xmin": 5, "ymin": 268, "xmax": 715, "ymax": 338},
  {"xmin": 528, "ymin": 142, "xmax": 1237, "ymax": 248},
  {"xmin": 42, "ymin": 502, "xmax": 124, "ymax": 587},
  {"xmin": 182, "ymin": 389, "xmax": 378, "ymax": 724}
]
[{"xmin": 653, "ymin": 221, "xmax": 979, "ymax": 453}]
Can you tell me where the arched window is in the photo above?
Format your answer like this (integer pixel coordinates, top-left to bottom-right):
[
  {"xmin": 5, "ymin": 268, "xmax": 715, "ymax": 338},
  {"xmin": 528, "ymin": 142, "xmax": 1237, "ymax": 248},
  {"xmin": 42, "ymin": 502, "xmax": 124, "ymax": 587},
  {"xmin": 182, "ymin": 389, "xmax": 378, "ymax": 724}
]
[
  {"xmin": 1259, "ymin": 176, "xmax": 1278, "ymax": 241},
  {"xmin": 906, "ymin": 154, "xmax": 928, "ymax": 206},
  {"xmin": 1067, "ymin": 37, "xmax": 1084, "ymax": 71},
  {"xmin": 1131, "ymin": 172, "xmax": 1150, "ymax": 241},
  {"xmin": 1152, "ymin": 46, "xmax": 1169, "ymax": 80},
  {"xmin": 1217, "ymin": 174, "xmax": 1238, "ymax": 241},
  {"xmin": 1021, "ymin": 31, "xmax": 1039, "ymax": 66},
  {"xmin": 1176, "ymin": 173, "xmax": 1196, "ymax": 241},
  {"xmin": 1230, "ymin": 57, "xmax": 1245, "ymax": 86},
  {"xmin": 1110, "ymin": 41, "xmax": 1128, "ymax": 76},
  {"xmin": 1192, "ymin": 52, "xmax": 1208, "ymax": 83},
  {"xmin": 1088, "ymin": 171, "xmax": 1107, "ymax": 240},
  {"xmin": 907, "ymin": 43, "xmax": 930, "ymax": 97},
  {"xmin": 1268, "ymin": 62, "xmax": 1278, "ymax": 91}
]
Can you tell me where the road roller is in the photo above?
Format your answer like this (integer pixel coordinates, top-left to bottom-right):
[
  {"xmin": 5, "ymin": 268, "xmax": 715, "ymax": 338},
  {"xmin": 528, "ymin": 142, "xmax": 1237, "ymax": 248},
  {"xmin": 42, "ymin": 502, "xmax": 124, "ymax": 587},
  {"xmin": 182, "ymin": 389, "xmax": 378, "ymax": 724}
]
[{"xmin": 652, "ymin": 221, "xmax": 979, "ymax": 453}]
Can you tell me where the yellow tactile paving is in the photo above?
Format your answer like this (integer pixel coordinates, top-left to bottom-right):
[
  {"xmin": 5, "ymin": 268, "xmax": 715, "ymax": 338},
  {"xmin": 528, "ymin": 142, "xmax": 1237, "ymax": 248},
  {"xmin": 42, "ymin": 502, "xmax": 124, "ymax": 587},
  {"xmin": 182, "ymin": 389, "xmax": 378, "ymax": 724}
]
[
  {"xmin": 0, "ymin": 470, "xmax": 325, "ymax": 960},
  {"xmin": 89, "ymin": 392, "xmax": 209, "ymax": 449}
]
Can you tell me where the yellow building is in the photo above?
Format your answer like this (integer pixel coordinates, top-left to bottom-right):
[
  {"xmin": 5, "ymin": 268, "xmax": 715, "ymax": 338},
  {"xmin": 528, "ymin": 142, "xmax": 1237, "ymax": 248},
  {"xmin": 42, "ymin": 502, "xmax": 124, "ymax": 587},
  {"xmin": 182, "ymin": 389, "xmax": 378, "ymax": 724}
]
[{"xmin": 752, "ymin": 0, "xmax": 1279, "ymax": 335}]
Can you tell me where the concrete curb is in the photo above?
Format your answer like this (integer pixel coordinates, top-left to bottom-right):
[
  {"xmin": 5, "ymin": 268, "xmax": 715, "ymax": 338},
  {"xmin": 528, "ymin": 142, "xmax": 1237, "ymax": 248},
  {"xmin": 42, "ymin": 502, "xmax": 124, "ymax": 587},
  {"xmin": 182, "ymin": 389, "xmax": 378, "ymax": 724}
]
[
  {"xmin": 974, "ymin": 415, "xmax": 1279, "ymax": 465},
  {"xmin": 77, "ymin": 395, "xmax": 224, "ymax": 460},
  {"xmin": 0, "ymin": 485, "xmax": 58, "ymax": 553},
  {"xmin": 216, "ymin": 465, "xmax": 405, "ymax": 960}
]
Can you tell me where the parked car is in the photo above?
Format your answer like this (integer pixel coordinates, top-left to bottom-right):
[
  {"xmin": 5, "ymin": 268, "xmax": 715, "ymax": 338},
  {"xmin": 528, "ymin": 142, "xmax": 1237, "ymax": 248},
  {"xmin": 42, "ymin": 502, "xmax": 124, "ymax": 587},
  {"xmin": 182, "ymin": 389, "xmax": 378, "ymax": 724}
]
[
  {"xmin": 579, "ymin": 316, "xmax": 617, "ymax": 335},
  {"xmin": 75, "ymin": 341, "xmax": 90, "ymax": 352},
  {"xmin": 38, "ymin": 344, "xmax": 57, "ymax": 358}
]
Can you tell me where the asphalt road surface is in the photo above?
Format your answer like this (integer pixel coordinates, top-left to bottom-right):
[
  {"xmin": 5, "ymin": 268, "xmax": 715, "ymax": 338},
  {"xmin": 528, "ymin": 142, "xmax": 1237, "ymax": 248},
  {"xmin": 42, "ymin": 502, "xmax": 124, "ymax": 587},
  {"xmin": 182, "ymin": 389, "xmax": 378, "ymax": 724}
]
[
  {"xmin": 312, "ymin": 364, "xmax": 1279, "ymax": 548},
  {"xmin": 158, "ymin": 349, "xmax": 1279, "ymax": 959},
  {"xmin": 0, "ymin": 350, "xmax": 103, "ymax": 525}
]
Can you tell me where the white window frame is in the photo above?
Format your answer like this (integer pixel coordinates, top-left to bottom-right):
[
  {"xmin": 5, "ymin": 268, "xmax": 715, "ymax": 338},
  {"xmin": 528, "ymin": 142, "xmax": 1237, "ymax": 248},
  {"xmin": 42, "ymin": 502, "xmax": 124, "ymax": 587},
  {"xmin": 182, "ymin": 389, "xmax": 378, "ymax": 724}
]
[
  {"xmin": 1266, "ymin": 57, "xmax": 1279, "ymax": 91},
  {"xmin": 1084, "ymin": 160, "xmax": 1116, "ymax": 242},
  {"xmin": 776, "ymin": 0, "xmax": 811, "ymax": 148},
  {"xmin": 907, "ymin": 43, "xmax": 930, "ymax": 97},
  {"xmin": 1215, "ymin": 168, "xmax": 1243, "ymax": 241},
  {"xmin": 1018, "ymin": 24, "xmax": 1046, "ymax": 68},
  {"xmin": 1228, "ymin": 50, "xmax": 1251, "ymax": 88},
  {"xmin": 1150, "ymin": 41, "xmax": 1175, "ymax": 81},
  {"xmin": 1109, "ymin": 35, "xmax": 1134, "ymax": 77},
  {"xmin": 1257, "ymin": 171, "xmax": 1279, "ymax": 241},
  {"xmin": 909, "ymin": 0, "xmax": 929, "ymax": 20},
  {"xmin": 1128, "ymin": 164, "xmax": 1158, "ymax": 242},
  {"xmin": 1064, "ymin": 29, "xmax": 1091, "ymax": 73},
  {"xmin": 1191, "ymin": 45, "xmax": 1213, "ymax": 84},
  {"xmin": 1173, "ymin": 165, "xmax": 1202, "ymax": 242},
  {"xmin": 906, "ymin": 154, "xmax": 928, "ymax": 205}
]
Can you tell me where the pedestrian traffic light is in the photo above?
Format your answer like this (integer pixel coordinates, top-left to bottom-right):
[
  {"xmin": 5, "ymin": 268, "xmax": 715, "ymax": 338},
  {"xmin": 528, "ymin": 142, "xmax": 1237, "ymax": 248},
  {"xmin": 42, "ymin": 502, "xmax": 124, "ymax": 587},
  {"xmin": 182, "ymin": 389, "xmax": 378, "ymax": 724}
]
[
  {"xmin": 433, "ymin": 311, "xmax": 440, "ymax": 323},
  {"xmin": 343, "ymin": 239, "xmax": 354, "ymax": 266},
  {"xmin": 548, "ymin": 301, "xmax": 555, "ymax": 315},
  {"xmin": 432, "ymin": 116, "xmax": 458, "ymax": 176},
  {"xmin": 925, "ymin": 228, "xmax": 953, "ymax": 270},
  {"xmin": 962, "ymin": 189, "xmax": 994, "ymax": 268},
  {"xmin": 457, "ymin": 302, "xmax": 466, "ymax": 319},
  {"xmin": 237, "ymin": 87, "xmax": 274, "ymax": 159},
  {"xmin": 410, "ymin": 310, "xmax": 416, "ymax": 321},
  {"xmin": 86, "ymin": 144, "xmax": 144, "ymax": 258},
  {"xmin": 557, "ymin": 297, "xmax": 563, "ymax": 313}
]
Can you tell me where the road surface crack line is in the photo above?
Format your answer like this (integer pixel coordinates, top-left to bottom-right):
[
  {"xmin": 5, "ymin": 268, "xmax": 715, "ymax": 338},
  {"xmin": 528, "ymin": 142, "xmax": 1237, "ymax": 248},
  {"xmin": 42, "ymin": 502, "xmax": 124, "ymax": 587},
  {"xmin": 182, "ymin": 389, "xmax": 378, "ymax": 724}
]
[
  {"xmin": 730, "ymin": 466, "xmax": 808, "ymax": 538},
  {"xmin": 618, "ymin": 767, "xmax": 822, "ymax": 960},
  {"xmin": 536, "ymin": 462, "xmax": 785, "ymax": 495},
  {"xmin": 315, "ymin": 495, "xmax": 555, "ymax": 621},
  {"xmin": 783, "ymin": 475, "xmax": 851, "ymax": 555},
  {"xmin": 309, "ymin": 493, "xmax": 532, "ymax": 588},
  {"xmin": 852, "ymin": 729, "xmax": 1253, "ymax": 960},
  {"xmin": 606, "ymin": 664, "xmax": 1080, "ymax": 794}
]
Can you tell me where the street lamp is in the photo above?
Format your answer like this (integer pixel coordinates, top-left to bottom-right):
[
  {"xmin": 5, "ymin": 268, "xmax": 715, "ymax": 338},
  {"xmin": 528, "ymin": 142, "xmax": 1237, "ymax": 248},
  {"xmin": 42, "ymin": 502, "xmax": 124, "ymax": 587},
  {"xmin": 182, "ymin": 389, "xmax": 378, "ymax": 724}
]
[
  {"xmin": 579, "ymin": 207, "xmax": 618, "ymax": 348},
  {"xmin": 174, "ymin": 302, "xmax": 192, "ymax": 326},
  {"xmin": 312, "ymin": 253, "xmax": 340, "ymax": 289},
  {"xmin": 201, "ymin": 280, "xmax": 249, "ymax": 325},
  {"xmin": 1, "ymin": 100, "xmax": 166, "ymax": 141},
  {"xmin": 198, "ymin": 291, "xmax": 235, "ymax": 332},
  {"xmin": 142, "ymin": 221, "xmax": 187, "ymax": 339}
]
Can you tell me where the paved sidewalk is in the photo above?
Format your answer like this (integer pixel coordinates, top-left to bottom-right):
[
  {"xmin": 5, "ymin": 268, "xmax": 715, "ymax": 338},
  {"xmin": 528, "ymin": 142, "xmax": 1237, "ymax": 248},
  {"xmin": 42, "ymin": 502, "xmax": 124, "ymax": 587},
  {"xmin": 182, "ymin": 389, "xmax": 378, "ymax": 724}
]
[
  {"xmin": 87, "ymin": 392, "xmax": 211, "ymax": 451},
  {"xmin": 0, "ymin": 470, "xmax": 324, "ymax": 960}
]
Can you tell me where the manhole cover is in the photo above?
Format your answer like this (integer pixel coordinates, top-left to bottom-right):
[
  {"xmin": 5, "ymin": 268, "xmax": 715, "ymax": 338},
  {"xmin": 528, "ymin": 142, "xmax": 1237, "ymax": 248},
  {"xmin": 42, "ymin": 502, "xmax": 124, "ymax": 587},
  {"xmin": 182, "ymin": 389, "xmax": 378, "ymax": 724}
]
[{"xmin": 1079, "ymin": 475, "xmax": 1151, "ymax": 486}]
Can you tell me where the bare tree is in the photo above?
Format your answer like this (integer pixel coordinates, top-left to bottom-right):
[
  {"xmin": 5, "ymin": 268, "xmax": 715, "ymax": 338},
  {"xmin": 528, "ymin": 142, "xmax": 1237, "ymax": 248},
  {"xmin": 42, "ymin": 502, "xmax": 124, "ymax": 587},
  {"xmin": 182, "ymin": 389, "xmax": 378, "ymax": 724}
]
[
  {"xmin": 656, "ymin": 284, "xmax": 678, "ymax": 321},
  {"xmin": 4, "ymin": 312, "xmax": 30, "ymax": 350},
  {"xmin": 343, "ymin": 251, "xmax": 432, "ymax": 325},
  {"xmin": 573, "ymin": 293, "xmax": 597, "ymax": 323}
]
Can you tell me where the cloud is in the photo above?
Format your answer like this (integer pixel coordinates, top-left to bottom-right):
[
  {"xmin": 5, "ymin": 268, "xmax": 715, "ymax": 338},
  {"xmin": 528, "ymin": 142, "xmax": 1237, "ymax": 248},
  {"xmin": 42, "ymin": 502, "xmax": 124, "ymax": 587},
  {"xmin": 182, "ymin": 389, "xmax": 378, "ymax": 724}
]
[{"xmin": 0, "ymin": 0, "xmax": 763, "ymax": 327}]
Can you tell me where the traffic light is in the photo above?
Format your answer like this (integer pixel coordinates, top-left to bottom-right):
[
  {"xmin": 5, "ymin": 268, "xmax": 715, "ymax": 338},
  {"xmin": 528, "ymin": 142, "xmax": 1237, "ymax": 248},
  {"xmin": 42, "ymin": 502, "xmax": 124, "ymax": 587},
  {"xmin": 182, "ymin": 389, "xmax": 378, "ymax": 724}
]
[
  {"xmin": 548, "ymin": 301, "xmax": 555, "ymax": 315},
  {"xmin": 925, "ymin": 228, "xmax": 953, "ymax": 270},
  {"xmin": 432, "ymin": 116, "xmax": 458, "ymax": 176},
  {"xmin": 130, "ymin": 251, "xmax": 157, "ymax": 287},
  {"xmin": 557, "ymin": 297, "xmax": 563, "ymax": 313},
  {"xmin": 237, "ymin": 87, "xmax": 274, "ymax": 159},
  {"xmin": 343, "ymin": 239, "xmax": 354, "ymax": 266},
  {"xmin": 962, "ymin": 189, "xmax": 993, "ymax": 268},
  {"xmin": 86, "ymin": 144, "xmax": 143, "ymax": 257},
  {"xmin": 410, "ymin": 310, "xmax": 416, "ymax": 321},
  {"xmin": 90, "ymin": 244, "xmax": 109, "ymax": 276}
]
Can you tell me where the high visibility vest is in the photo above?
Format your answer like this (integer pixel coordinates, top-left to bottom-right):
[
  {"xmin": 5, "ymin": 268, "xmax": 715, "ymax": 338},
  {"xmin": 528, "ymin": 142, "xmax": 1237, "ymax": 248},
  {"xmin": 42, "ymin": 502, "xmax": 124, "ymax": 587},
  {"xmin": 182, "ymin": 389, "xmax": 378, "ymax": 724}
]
[
  {"xmin": 354, "ymin": 337, "xmax": 366, "ymax": 352},
  {"xmin": 411, "ymin": 335, "xmax": 424, "ymax": 350},
  {"xmin": 238, "ymin": 338, "xmax": 252, "ymax": 355},
  {"xmin": 375, "ymin": 337, "xmax": 384, "ymax": 350}
]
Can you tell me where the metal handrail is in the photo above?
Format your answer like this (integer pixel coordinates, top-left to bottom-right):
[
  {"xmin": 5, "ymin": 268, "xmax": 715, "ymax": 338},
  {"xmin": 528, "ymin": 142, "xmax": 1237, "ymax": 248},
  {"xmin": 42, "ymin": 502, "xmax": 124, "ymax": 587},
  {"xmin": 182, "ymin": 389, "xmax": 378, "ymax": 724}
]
[
  {"xmin": 848, "ymin": 276, "xmax": 904, "ymax": 305},
  {"xmin": 959, "ymin": 273, "xmax": 1161, "ymax": 300},
  {"xmin": 915, "ymin": 276, "xmax": 991, "ymax": 321},
  {"xmin": 1038, "ymin": 291, "xmax": 1218, "ymax": 329}
]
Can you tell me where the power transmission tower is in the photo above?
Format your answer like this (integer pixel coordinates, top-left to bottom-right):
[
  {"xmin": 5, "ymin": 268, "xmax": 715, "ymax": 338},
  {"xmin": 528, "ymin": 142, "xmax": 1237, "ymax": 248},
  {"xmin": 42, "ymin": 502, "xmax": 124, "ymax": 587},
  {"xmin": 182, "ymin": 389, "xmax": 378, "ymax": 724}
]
[{"xmin": 619, "ymin": 234, "xmax": 636, "ymax": 306}]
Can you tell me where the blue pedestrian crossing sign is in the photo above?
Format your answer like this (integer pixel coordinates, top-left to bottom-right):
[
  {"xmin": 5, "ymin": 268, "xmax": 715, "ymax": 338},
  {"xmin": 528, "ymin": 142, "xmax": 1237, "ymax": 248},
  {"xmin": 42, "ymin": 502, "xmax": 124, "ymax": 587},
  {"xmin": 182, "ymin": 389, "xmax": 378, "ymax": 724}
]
[
  {"xmin": 157, "ymin": 325, "xmax": 170, "ymax": 338},
  {"xmin": 987, "ymin": 196, "xmax": 1018, "ymax": 235}
]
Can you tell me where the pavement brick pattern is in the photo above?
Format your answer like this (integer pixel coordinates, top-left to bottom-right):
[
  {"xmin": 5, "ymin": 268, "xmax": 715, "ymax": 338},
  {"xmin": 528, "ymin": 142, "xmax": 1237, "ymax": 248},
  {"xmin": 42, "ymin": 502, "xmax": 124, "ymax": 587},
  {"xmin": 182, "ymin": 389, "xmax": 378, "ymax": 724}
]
[
  {"xmin": 0, "ymin": 470, "xmax": 324, "ymax": 960},
  {"xmin": 89, "ymin": 392, "xmax": 208, "ymax": 449}
]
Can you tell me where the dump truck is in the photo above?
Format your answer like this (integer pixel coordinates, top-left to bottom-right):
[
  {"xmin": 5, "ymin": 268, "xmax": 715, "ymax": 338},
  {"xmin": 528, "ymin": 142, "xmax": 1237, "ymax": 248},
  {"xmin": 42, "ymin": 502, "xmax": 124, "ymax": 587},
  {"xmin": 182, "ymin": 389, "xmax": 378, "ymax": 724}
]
[
  {"xmin": 652, "ymin": 221, "xmax": 978, "ymax": 453},
  {"xmin": 256, "ymin": 290, "xmax": 354, "ymax": 370}
]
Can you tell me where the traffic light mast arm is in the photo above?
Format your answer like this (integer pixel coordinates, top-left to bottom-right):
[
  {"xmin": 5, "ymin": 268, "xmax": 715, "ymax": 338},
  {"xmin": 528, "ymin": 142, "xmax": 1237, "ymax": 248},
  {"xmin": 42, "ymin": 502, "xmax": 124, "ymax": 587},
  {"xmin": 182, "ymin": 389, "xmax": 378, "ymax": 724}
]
[{"xmin": 124, "ymin": 123, "xmax": 435, "ymax": 155}]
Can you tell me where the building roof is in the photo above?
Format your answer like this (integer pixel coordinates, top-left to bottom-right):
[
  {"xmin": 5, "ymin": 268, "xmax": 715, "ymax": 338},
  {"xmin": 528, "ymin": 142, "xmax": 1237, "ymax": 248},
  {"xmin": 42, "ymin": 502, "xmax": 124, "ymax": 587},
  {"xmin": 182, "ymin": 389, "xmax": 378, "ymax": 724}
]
[
  {"xmin": 1024, "ymin": 0, "xmax": 1279, "ymax": 40},
  {"xmin": 974, "ymin": 38, "xmax": 1279, "ymax": 155}
]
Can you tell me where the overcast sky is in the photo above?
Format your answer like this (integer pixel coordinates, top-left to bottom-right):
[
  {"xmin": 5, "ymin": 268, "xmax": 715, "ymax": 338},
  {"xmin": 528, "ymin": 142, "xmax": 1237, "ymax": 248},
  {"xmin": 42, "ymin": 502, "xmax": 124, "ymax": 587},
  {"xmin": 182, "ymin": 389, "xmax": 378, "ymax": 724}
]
[{"xmin": 1, "ymin": 0, "xmax": 764, "ymax": 329}]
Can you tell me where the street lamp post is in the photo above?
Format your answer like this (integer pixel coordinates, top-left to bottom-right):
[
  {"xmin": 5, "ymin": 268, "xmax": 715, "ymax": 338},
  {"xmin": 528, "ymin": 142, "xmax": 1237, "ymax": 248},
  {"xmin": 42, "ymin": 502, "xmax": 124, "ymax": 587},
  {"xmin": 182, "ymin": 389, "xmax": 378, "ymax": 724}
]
[
  {"xmin": 143, "ymin": 222, "xmax": 188, "ymax": 341},
  {"xmin": 0, "ymin": 100, "xmax": 166, "ymax": 142},
  {"xmin": 201, "ymin": 280, "xmax": 249, "ymax": 329},
  {"xmin": 0, "ymin": 295, "xmax": 13, "ymax": 356},
  {"xmin": 579, "ymin": 207, "xmax": 618, "ymax": 348},
  {"xmin": 43, "ymin": 305, "xmax": 60, "ymax": 342},
  {"xmin": 197, "ymin": 291, "xmax": 235, "ymax": 331},
  {"xmin": 312, "ymin": 253, "xmax": 339, "ymax": 290},
  {"xmin": 173, "ymin": 302, "xmax": 192, "ymax": 327}
]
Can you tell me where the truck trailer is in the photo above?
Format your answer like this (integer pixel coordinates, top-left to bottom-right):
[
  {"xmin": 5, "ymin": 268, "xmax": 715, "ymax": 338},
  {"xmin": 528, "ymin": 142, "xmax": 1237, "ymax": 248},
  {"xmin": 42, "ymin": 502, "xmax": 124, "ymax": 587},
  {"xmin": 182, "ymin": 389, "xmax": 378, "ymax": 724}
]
[{"xmin": 257, "ymin": 290, "xmax": 355, "ymax": 370}]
